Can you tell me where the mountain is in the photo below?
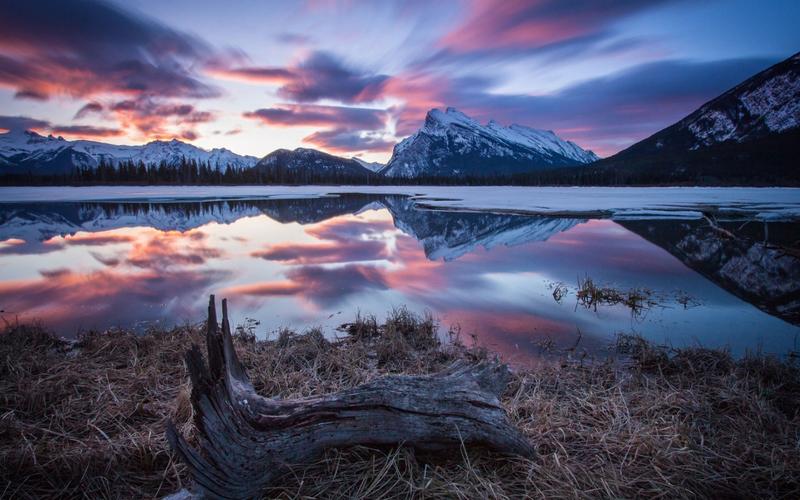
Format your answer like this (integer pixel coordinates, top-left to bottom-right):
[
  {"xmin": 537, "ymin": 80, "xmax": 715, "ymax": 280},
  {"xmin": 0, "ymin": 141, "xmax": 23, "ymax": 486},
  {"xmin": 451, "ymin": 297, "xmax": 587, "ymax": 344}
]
[
  {"xmin": 590, "ymin": 52, "xmax": 800, "ymax": 184},
  {"xmin": 620, "ymin": 219, "xmax": 800, "ymax": 325},
  {"xmin": 380, "ymin": 107, "xmax": 598, "ymax": 178},
  {"xmin": 382, "ymin": 196, "xmax": 583, "ymax": 260},
  {"xmin": 0, "ymin": 195, "xmax": 583, "ymax": 263},
  {"xmin": 0, "ymin": 130, "xmax": 258, "ymax": 175},
  {"xmin": 352, "ymin": 157, "xmax": 385, "ymax": 173},
  {"xmin": 253, "ymin": 147, "xmax": 377, "ymax": 183}
]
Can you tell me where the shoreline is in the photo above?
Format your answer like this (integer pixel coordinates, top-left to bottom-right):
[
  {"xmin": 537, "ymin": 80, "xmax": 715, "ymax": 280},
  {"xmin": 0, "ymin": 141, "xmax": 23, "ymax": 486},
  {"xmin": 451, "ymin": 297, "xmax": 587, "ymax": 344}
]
[
  {"xmin": 2, "ymin": 185, "xmax": 800, "ymax": 221},
  {"xmin": 2, "ymin": 309, "xmax": 798, "ymax": 498}
]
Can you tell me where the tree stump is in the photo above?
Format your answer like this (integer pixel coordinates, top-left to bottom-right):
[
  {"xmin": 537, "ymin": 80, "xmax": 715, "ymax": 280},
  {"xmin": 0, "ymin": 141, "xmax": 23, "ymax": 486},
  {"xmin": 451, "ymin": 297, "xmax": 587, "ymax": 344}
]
[{"xmin": 167, "ymin": 296, "xmax": 534, "ymax": 499}]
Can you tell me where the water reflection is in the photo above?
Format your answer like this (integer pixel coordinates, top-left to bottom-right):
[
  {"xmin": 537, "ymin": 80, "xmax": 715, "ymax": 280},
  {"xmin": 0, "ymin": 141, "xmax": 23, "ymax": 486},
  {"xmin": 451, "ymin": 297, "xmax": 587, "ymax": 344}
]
[{"xmin": 0, "ymin": 195, "xmax": 798, "ymax": 363}]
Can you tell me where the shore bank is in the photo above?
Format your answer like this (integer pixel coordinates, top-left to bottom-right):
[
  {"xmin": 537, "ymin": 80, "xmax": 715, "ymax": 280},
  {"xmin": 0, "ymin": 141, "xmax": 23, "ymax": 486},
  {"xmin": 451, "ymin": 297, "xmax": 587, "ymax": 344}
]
[{"xmin": 1, "ymin": 310, "xmax": 798, "ymax": 498}]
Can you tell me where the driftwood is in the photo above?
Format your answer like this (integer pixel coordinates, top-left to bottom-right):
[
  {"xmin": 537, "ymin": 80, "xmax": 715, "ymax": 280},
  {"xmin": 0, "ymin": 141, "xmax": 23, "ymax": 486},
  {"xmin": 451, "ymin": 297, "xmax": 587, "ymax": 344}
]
[{"xmin": 167, "ymin": 296, "xmax": 534, "ymax": 499}]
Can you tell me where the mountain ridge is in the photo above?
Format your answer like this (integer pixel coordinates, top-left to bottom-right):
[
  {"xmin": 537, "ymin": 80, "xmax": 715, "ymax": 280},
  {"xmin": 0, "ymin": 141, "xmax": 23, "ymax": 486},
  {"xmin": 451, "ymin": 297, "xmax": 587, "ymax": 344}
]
[
  {"xmin": 0, "ymin": 130, "xmax": 259, "ymax": 175},
  {"xmin": 380, "ymin": 107, "xmax": 598, "ymax": 178},
  {"xmin": 252, "ymin": 147, "xmax": 376, "ymax": 182},
  {"xmin": 583, "ymin": 52, "xmax": 800, "ymax": 184}
]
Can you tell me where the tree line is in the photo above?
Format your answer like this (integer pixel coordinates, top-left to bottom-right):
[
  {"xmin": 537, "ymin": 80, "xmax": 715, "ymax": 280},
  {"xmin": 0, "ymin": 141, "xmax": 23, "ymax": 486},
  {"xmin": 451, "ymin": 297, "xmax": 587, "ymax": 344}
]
[{"xmin": 1, "ymin": 148, "xmax": 796, "ymax": 187}]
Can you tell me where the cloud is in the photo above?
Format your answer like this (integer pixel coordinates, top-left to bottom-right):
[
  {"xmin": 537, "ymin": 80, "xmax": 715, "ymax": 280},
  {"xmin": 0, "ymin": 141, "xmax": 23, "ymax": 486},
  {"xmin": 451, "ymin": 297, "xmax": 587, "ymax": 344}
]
[
  {"xmin": 303, "ymin": 129, "xmax": 395, "ymax": 154},
  {"xmin": 212, "ymin": 51, "xmax": 388, "ymax": 104},
  {"xmin": 109, "ymin": 97, "xmax": 215, "ymax": 139},
  {"xmin": 287, "ymin": 265, "xmax": 389, "ymax": 305},
  {"xmin": 208, "ymin": 66, "xmax": 295, "ymax": 85},
  {"xmin": 0, "ymin": 114, "xmax": 123, "ymax": 139},
  {"xmin": 244, "ymin": 103, "xmax": 393, "ymax": 154},
  {"xmin": 244, "ymin": 104, "xmax": 387, "ymax": 129},
  {"xmin": 74, "ymin": 102, "xmax": 104, "ymax": 119},
  {"xmin": 438, "ymin": 0, "xmax": 674, "ymax": 55},
  {"xmin": 305, "ymin": 218, "xmax": 397, "ymax": 241},
  {"xmin": 244, "ymin": 104, "xmax": 394, "ymax": 153},
  {"xmin": 0, "ymin": 115, "xmax": 50, "ymax": 132},
  {"xmin": 48, "ymin": 125, "xmax": 123, "ymax": 139},
  {"xmin": 253, "ymin": 239, "xmax": 388, "ymax": 265},
  {"xmin": 0, "ymin": 0, "xmax": 220, "ymax": 101},
  {"xmin": 278, "ymin": 51, "xmax": 389, "ymax": 103},
  {"xmin": 126, "ymin": 230, "xmax": 223, "ymax": 269},
  {"xmin": 14, "ymin": 89, "xmax": 48, "ymax": 100},
  {"xmin": 252, "ymin": 217, "xmax": 394, "ymax": 264},
  {"xmin": 382, "ymin": 56, "xmax": 776, "ymax": 155},
  {"xmin": 224, "ymin": 264, "xmax": 389, "ymax": 307},
  {"xmin": 0, "ymin": 267, "xmax": 229, "ymax": 334},
  {"xmin": 181, "ymin": 130, "xmax": 198, "ymax": 141}
]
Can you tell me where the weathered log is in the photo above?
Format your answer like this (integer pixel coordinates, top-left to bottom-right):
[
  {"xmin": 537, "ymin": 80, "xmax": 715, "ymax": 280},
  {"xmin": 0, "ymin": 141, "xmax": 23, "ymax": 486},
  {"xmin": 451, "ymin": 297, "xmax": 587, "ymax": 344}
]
[{"xmin": 167, "ymin": 296, "xmax": 534, "ymax": 499}]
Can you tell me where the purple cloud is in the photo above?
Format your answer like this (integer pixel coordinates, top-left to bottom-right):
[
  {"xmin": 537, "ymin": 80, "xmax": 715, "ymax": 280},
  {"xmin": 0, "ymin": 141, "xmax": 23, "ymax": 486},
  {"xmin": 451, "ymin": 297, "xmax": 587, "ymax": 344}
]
[
  {"xmin": 0, "ymin": 0, "xmax": 220, "ymax": 100},
  {"xmin": 243, "ymin": 104, "xmax": 387, "ymax": 130}
]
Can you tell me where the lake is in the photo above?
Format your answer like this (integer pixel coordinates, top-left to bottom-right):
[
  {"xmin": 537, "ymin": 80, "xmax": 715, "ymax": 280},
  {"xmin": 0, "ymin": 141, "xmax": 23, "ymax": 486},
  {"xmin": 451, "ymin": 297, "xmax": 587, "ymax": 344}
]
[{"xmin": 1, "ymin": 187, "xmax": 798, "ymax": 364}]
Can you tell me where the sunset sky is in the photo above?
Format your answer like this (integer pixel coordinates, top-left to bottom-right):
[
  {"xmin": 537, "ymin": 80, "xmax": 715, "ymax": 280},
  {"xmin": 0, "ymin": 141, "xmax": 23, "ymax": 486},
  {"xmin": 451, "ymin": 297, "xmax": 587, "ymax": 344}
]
[{"xmin": 0, "ymin": 0, "xmax": 798, "ymax": 161}]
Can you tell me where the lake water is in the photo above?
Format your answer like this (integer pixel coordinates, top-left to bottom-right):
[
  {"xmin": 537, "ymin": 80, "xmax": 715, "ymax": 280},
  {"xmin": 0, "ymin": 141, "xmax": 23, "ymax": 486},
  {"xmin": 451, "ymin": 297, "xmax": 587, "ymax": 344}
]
[{"xmin": 1, "ymin": 192, "xmax": 798, "ymax": 364}]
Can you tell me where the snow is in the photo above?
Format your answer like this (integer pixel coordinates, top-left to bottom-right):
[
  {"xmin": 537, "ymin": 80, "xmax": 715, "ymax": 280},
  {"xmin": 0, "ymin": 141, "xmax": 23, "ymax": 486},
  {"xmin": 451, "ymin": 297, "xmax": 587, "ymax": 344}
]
[
  {"xmin": 351, "ymin": 157, "xmax": 385, "ymax": 173},
  {"xmin": 424, "ymin": 107, "xmax": 483, "ymax": 133},
  {"xmin": 422, "ymin": 217, "xmax": 582, "ymax": 261},
  {"xmin": 0, "ymin": 131, "xmax": 258, "ymax": 170},
  {"xmin": 382, "ymin": 108, "xmax": 597, "ymax": 177},
  {"xmin": 2, "ymin": 186, "xmax": 799, "ymax": 220},
  {"xmin": 684, "ymin": 55, "xmax": 799, "ymax": 147},
  {"xmin": 739, "ymin": 73, "xmax": 800, "ymax": 133}
]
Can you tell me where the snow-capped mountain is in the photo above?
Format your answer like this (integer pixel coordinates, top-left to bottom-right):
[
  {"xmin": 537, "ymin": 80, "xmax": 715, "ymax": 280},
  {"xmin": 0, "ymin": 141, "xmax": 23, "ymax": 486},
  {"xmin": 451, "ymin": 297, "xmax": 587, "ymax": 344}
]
[
  {"xmin": 381, "ymin": 107, "xmax": 598, "ymax": 178},
  {"xmin": 382, "ymin": 196, "xmax": 583, "ymax": 261},
  {"xmin": 253, "ymin": 148, "xmax": 376, "ymax": 181},
  {"xmin": 0, "ymin": 130, "xmax": 258, "ymax": 174},
  {"xmin": 352, "ymin": 157, "xmax": 385, "ymax": 173},
  {"xmin": 0, "ymin": 201, "xmax": 269, "ymax": 243},
  {"xmin": 594, "ymin": 52, "xmax": 800, "ymax": 183},
  {"xmin": 0, "ymin": 195, "xmax": 584, "ymax": 263}
]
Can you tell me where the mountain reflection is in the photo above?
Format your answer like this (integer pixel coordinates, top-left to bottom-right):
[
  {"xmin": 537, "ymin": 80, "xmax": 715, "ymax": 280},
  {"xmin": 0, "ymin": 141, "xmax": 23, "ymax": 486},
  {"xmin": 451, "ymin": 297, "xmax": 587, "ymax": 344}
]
[
  {"xmin": 0, "ymin": 195, "xmax": 798, "ymax": 361},
  {"xmin": 620, "ymin": 219, "xmax": 800, "ymax": 325}
]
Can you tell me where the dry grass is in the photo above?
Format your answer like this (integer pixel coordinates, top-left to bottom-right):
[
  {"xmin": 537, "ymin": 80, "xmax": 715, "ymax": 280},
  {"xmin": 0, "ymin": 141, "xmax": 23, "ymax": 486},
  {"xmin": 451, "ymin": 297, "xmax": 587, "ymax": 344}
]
[{"xmin": 2, "ymin": 311, "xmax": 799, "ymax": 499}]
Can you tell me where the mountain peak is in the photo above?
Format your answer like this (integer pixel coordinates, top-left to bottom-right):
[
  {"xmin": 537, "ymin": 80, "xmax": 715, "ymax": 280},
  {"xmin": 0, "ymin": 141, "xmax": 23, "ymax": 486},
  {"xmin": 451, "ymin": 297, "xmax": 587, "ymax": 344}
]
[
  {"xmin": 425, "ymin": 107, "xmax": 480, "ymax": 130},
  {"xmin": 384, "ymin": 107, "xmax": 598, "ymax": 177},
  {"xmin": 254, "ymin": 146, "xmax": 374, "ymax": 179}
]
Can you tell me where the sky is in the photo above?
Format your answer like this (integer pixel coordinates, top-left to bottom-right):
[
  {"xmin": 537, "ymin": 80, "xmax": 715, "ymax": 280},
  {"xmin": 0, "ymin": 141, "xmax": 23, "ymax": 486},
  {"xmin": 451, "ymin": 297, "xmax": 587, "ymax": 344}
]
[{"xmin": 0, "ymin": 0, "xmax": 798, "ymax": 161}]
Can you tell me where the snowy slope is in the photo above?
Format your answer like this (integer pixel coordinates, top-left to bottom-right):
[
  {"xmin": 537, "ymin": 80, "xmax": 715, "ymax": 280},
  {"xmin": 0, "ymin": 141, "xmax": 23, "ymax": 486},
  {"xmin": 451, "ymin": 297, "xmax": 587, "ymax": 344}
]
[
  {"xmin": 381, "ymin": 108, "xmax": 598, "ymax": 178},
  {"xmin": 683, "ymin": 53, "xmax": 800, "ymax": 148},
  {"xmin": 352, "ymin": 157, "xmax": 385, "ymax": 173},
  {"xmin": 0, "ymin": 201, "xmax": 267, "ymax": 242},
  {"xmin": 383, "ymin": 196, "xmax": 583, "ymax": 260},
  {"xmin": 0, "ymin": 130, "xmax": 258, "ymax": 174}
]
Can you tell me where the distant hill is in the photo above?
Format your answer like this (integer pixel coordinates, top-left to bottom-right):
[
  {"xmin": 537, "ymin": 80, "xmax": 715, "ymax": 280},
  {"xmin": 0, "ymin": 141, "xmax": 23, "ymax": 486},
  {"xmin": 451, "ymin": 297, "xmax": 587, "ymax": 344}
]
[
  {"xmin": 252, "ymin": 148, "xmax": 377, "ymax": 183},
  {"xmin": 380, "ymin": 107, "xmax": 598, "ymax": 178},
  {"xmin": 0, "ymin": 130, "xmax": 257, "ymax": 175}
]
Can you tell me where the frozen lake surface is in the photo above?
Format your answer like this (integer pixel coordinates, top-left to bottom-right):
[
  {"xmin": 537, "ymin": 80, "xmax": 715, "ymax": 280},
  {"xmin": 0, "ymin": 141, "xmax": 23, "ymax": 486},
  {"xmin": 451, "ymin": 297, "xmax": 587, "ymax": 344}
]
[{"xmin": 2, "ymin": 186, "xmax": 800, "ymax": 220}]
